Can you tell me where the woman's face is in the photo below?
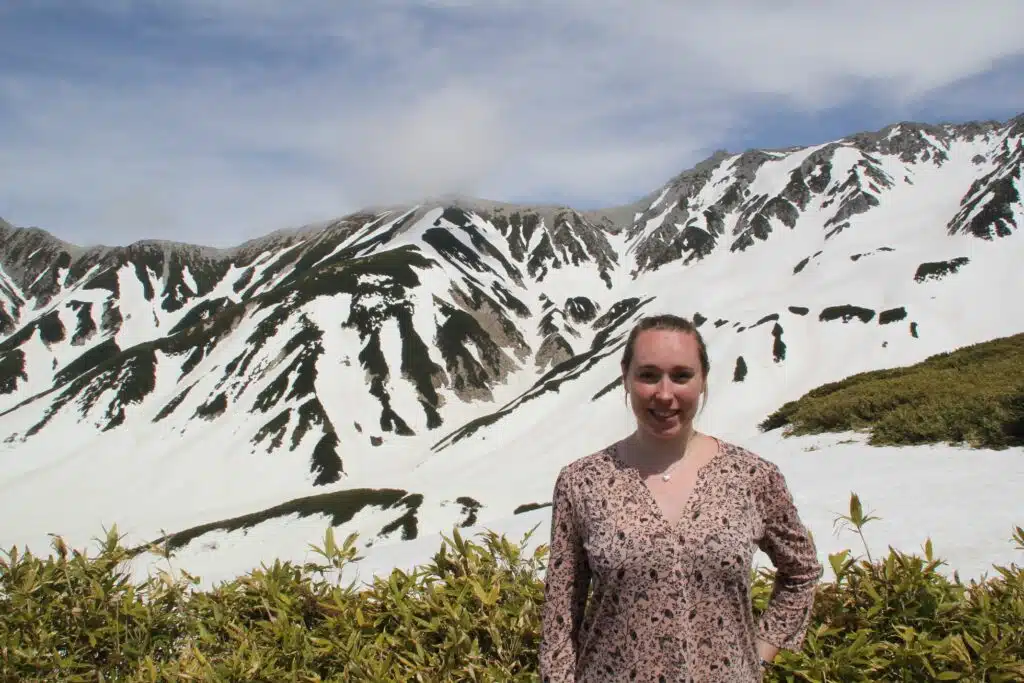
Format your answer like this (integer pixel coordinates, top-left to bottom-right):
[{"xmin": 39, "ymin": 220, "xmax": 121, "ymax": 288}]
[{"xmin": 623, "ymin": 328, "xmax": 705, "ymax": 442}]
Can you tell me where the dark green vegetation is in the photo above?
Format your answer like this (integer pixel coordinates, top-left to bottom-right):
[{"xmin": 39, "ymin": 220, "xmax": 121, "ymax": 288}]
[
  {"xmin": 454, "ymin": 497, "xmax": 483, "ymax": 528},
  {"xmin": 377, "ymin": 494, "xmax": 423, "ymax": 541},
  {"xmin": 590, "ymin": 376, "xmax": 621, "ymax": 401},
  {"xmin": 850, "ymin": 246, "xmax": 894, "ymax": 261},
  {"xmin": 0, "ymin": 349, "xmax": 26, "ymax": 394},
  {"xmin": 760, "ymin": 332, "xmax": 1024, "ymax": 449},
  {"xmin": 752, "ymin": 313, "xmax": 780, "ymax": 328},
  {"xmin": 772, "ymin": 323, "xmax": 787, "ymax": 362},
  {"xmin": 914, "ymin": 257, "xmax": 970, "ymax": 283},
  {"xmin": 878, "ymin": 306, "xmax": 908, "ymax": 325},
  {"xmin": 794, "ymin": 250, "xmax": 823, "ymax": 274},
  {"xmin": 733, "ymin": 356, "xmax": 748, "ymax": 382},
  {"xmin": 819, "ymin": 305, "xmax": 876, "ymax": 324},
  {"xmin": 513, "ymin": 502, "xmax": 552, "ymax": 515},
  {"xmin": 135, "ymin": 488, "xmax": 416, "ymax": 554},
  {"xmin": 129, "ymin": 485, "xmax": 489, "ymax": 557},
  {"xmin": 2, "ymin": 496, "xmax": 1022, "ymax": 681}
]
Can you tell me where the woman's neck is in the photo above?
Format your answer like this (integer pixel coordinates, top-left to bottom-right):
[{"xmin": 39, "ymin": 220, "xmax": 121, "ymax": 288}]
[{"xmin": 627, "ymin": 425, "xmax": 697, "ymax": 470}]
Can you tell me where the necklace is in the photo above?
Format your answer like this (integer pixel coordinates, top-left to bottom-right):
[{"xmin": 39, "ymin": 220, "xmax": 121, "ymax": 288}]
[{"xmin": 656, "ymin": 431, "xmax": 698, "ymax": 482}]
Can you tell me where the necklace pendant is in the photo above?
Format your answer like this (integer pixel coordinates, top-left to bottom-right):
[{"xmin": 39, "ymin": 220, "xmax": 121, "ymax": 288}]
[{"xmin": 661, "ymin": 473, "xmax": 671, "ymax": 482}]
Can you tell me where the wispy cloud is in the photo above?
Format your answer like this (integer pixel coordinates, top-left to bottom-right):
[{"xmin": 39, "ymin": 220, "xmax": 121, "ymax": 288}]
[{"xmin": 1, "ymin": 1, "xmax": 1021, "ymax": 247}]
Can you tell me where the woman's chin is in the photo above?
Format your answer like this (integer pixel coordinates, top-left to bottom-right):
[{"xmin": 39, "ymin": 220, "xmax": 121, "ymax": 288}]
[{"xmin": 641, "ymin": 418, "xmax": 683, "ymax": 440}]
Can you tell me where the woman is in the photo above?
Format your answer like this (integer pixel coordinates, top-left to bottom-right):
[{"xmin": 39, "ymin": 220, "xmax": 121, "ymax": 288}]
[{"xmin": 539, "ymin": 314, "xmax": 822, "ymax": 682}]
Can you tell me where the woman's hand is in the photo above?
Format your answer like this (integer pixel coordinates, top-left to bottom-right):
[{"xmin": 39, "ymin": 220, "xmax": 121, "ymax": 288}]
[{"xmin": 756, "ymin": 639, "xmax": 779, "ymax": 668}]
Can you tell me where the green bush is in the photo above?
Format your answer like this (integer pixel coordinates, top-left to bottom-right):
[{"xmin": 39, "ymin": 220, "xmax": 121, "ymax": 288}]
[
  {"xmin": 2, "ymin": 495, "xmax": 1023, "ymax": 681},
  {"xmin": 760, "ymin": 333, "xmax": 1024, "ymax": 448}
]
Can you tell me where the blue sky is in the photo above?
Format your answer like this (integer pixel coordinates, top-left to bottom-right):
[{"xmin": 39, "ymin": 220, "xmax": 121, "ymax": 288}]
[{"xmin": 1, "ymin": 1, "xmax": 1022, "ymax": 248}]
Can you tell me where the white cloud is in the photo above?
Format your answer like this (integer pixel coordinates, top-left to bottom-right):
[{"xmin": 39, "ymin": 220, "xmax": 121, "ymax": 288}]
[
  {"xmin": 335, "ymin": 84, "xmax": 513, "ymax": 208},
  {"xmin": 0, "ymin": 0, "xmax": 1021, "ymax": 247}
]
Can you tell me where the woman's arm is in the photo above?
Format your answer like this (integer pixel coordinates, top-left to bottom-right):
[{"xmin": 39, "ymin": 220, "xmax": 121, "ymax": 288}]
[
  {"xmin": 539, "ymin": 468, "xmax": 591, "ymax": 682},
  {"xmin": 755, "ymin": 461, "xmax": 823, "ymax": 660}
]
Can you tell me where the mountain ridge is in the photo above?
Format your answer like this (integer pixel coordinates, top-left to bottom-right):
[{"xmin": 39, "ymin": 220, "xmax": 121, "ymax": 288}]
[
  {"xmin": 0, "ymin": 111, "xmax": 1021, "ymax": 586},
  {"xmin": 4, "ymin": 113, "xmax": 1019, "ymax": 256}
]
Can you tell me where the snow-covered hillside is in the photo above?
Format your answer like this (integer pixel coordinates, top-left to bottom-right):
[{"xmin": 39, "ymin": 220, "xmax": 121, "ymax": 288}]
[{"xmin": 1, "ymin": 114, "xmax": 1022, "ymax": 588}]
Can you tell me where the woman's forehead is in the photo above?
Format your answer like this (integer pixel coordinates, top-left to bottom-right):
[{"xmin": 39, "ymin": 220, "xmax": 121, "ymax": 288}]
[{"xmin": 632, "ymin": 329, "xmax": 701, "ymax": 362}]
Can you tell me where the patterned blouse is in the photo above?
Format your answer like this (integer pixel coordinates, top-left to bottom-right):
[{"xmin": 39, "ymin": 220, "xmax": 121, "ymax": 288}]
[{"xmin": 539, "ymin": 438, "xmax": 822, "ymax": 682}]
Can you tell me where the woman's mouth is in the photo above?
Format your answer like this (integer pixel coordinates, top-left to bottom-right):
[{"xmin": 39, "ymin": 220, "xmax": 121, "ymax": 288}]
[{"xmin": 649, "ymin": 409, "xmax": 679, "ymax": 421}]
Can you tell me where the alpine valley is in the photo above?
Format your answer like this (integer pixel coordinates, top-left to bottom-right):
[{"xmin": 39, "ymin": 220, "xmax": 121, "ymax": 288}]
[{"xmin": 1, "ymin": 114, "xmax": 1022, "ymax": 588}]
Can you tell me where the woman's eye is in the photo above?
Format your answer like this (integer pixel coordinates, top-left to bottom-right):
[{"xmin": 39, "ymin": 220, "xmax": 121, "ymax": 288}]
[{"xmin": 635, "ymin": 370, "xmax": 691, "ymax": 383}]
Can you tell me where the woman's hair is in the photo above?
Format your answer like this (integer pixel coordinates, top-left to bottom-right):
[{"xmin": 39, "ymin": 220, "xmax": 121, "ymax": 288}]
[{"xmin": 620, "ymin": 314, "xmax": 711, "ymax": 403}]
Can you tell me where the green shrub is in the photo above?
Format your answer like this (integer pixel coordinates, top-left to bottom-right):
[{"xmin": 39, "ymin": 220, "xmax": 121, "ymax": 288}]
[
  {"xmin": 1, "ymin": 496, "xmax": 1022, "ymax": 681},
  {"xmin": 760, "ymin": 332, "xmax": 1024, "ymax": 448}
]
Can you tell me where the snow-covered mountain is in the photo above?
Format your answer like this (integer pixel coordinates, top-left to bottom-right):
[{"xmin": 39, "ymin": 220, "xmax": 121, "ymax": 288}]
[{"xmin": 1, "ymin": 114, "xmax": 1022, "ymax": 587}]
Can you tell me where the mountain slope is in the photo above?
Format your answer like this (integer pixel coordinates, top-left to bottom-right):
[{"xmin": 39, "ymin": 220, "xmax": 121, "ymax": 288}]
[{"xmin": 0, "ymin": 113, "xmax": 1022, "ymax": 586}]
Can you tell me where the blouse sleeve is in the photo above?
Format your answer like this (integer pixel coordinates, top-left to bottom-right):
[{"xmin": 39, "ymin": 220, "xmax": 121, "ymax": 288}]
[
  {"xmin": 539, "ymin": 467, "xmax": 591, "ymax": 682},
  {"xmin": 755, "ymin": 461, "xmax": 822, "ymax": 652}
]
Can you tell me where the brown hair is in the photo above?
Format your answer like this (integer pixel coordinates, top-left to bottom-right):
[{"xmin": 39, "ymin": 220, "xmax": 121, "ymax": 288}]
[{"xmin": 620, "ymin": 314, "xmax": 711, "ymax": 403}]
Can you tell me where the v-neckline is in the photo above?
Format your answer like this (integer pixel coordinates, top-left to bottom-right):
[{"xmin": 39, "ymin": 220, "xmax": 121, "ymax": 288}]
[{"xmin": 614, "ymin": 436, "xmax": 722, "ymax": 530}]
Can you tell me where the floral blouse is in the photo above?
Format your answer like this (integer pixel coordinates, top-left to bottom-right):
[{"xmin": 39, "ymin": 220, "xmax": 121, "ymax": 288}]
[{"xmin": 539, "ymin": 438, "xmax": 822, "ymax": 682}]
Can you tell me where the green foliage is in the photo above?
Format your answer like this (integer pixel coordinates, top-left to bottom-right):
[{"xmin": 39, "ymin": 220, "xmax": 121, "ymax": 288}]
[
  {"xmin": 760, "ymin": 332, "xmax": 1024, "ymax": 448},
  {"xmin": 3, "ymin": 496, "xmax": 1022, "ymax": 681},
  {"xmin": 769, "ymin": 497, "xmax": 1024, "ymax": 682}
]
